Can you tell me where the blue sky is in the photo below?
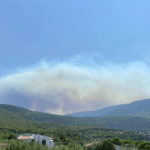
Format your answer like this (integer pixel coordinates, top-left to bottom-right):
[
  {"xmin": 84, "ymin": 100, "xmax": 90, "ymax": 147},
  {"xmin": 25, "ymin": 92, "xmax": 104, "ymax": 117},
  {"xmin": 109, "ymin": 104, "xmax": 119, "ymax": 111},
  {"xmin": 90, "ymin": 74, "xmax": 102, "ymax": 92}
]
[{"xmin": 0, "ymin": 1, "xmax": 150, "ymax": 114}]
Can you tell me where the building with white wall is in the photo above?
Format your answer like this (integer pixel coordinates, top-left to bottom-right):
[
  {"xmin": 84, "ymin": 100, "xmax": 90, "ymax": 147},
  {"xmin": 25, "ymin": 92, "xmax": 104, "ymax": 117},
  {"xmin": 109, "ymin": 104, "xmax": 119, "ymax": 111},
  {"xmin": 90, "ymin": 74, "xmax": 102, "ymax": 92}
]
[{"xmin": 18, "ymin": 134, "xmax": 54, "ymax": 148}]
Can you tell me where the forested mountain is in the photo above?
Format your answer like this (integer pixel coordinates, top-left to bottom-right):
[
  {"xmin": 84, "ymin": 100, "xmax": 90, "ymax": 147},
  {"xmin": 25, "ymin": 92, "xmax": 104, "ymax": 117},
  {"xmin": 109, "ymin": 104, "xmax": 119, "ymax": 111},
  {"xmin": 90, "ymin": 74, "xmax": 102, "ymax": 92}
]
[
  {"xmin": 1, "ymin": 104, "xmax": 150, "ymax": 132},
  {"xmin": 66, "ymin": 98, "xmax": 150, "ymax": 118},
  {"xmin": 103, "ymin": 99, "xmax": 150, "ymax": 117},
  {"xmin": 66, "ymin": 104, "xmax": 125, "ymax": 117}
]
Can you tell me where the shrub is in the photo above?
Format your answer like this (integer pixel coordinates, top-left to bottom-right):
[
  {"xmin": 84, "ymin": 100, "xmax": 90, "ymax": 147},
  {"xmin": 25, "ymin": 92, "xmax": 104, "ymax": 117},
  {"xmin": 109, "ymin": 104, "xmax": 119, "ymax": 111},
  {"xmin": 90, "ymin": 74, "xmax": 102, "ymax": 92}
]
[
  {"xmin": 111, "ymin": 137, "xmax": 122, "ymax": 145},
  {"xmin": 92, "ymin": 140, "xmax": 115, "ymax": 150},
  {"xmin": 138, "ymin": 141, "xmax": 150, "ymax": 150}
]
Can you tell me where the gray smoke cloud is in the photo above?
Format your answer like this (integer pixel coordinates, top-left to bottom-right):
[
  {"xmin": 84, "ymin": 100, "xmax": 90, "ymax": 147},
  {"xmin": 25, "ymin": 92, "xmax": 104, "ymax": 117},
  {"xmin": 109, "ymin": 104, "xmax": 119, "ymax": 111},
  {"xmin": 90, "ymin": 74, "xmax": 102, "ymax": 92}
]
[{"xmin": 0, "ymin": 58, "xmax": 150, "ymax": 115}]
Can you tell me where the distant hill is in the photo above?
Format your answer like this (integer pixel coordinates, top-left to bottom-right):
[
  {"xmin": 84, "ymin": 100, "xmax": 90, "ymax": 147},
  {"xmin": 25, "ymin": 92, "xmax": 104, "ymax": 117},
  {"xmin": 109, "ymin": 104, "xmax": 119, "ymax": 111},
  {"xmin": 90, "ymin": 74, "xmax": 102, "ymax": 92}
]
[
  {"xmin": 66, "ymin": 104, "xmax": 125, "ymax": 117},
  {"xmin": 1, "ymin": 101, "xmax": 150, "ymax": 132},
  {"xmin": 0, "ymin": 104, "xmax": 104, "ymax": 127},
  {"xmin": 66, "ymin": 98, "xmax": 150, "ymax": 118},
  {"xmin": 0, "ymin": 107, "xmax": 84, "ymax": 134},
  {"xmin": 103, "ymin": 99, "xmax": 150, "ymax": 117},
  {"xmin": 0, "ymin": 104, "xmax": 33, "ymax": 116}
]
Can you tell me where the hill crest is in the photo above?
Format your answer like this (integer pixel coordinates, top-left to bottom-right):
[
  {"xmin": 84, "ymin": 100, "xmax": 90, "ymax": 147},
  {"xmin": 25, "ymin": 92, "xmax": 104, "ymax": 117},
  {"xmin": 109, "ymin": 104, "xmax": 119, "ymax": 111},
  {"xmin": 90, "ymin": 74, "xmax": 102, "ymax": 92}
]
[{"xmin": 66, "ymin": 98, "xmax": 150, "ymax": 117}]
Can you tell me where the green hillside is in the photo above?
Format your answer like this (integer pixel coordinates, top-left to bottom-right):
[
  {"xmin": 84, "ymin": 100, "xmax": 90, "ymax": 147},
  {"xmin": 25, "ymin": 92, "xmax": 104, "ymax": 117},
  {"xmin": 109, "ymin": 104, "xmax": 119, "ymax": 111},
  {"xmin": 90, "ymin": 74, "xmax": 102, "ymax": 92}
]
[
  {"xmin": 0, "ymin": 107, "xmax": 75, "ymax": 134},
  {"xmin": 0, "ymin": 104, "xmax": 105, "ymax": 127},
  {"xmin": 1, "ymin": 106, "xmax": 150, "ymax": 150},
  {"xmin": 1, "ymin": 104, "xmax": 150, "ymax": 133}
]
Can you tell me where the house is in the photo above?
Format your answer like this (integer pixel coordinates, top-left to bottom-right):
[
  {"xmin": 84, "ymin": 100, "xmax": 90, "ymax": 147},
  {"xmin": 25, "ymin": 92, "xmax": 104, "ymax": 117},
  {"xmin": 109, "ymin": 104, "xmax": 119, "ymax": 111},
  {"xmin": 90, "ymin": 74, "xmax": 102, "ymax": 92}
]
[
  {"xmin": 18, "ymin": 133, "xmax": 54, "ymax": 148},
  {"xmin": 0, "ymin": 143, "xmax": 10, "ymax": 150}
]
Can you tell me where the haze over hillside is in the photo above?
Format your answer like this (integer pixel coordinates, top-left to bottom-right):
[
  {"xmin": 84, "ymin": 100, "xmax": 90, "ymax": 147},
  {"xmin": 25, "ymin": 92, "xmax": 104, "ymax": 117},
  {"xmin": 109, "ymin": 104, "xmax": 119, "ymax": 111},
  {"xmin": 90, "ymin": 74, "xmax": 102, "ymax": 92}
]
[
  {"xmin": 66, "ymin": 98, "xmax": 150, "ymax": 118},
  {"xmin": 1, "ymin": 0, "xmax": 150, "ymax": 118},
  {"xmin": 1, "ymin": 60, "xmax": 150, "ymax": 116}
]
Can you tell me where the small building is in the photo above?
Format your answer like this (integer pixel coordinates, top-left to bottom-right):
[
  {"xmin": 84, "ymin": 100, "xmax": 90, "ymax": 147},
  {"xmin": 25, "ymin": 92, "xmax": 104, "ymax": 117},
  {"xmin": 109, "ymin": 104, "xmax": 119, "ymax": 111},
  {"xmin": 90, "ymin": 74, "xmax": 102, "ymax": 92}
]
[
  {"xmin": 0, "ymin": 143, "xmax": 10, "ymax": 150},
  {"xmin": 18, "ymin": 134, "xmax": 54, "ymax": 148}
]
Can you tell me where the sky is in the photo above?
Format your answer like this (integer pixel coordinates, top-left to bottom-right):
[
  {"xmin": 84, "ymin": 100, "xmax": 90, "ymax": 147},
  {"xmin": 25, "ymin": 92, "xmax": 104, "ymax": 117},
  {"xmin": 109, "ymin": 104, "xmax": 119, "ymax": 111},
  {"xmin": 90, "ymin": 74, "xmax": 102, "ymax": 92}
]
[{"xmin": 0, "ymin": 1, "xmax": 150, "ymax": 115}]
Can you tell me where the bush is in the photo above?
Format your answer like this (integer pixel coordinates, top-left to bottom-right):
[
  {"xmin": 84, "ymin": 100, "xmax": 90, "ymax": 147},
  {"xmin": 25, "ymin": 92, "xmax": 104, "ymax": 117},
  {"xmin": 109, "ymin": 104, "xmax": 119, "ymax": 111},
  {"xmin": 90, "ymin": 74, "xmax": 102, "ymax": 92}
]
[
  {"xmin": 111, "ymin": 137, "xmax": 122, "ymax": 145},
  {"xmin": 8, "ymin": 133, "xmax": 17, "ymax": 140},
  {"xmin": 123, "ymin": 139, "xmax": 133, "ymax": 147},
  {"xmin": 106, "ymin": 138, "xmax": 112, "ymax": 142},
  {"xmin": 92, "ymin": 140, "xmax": 115, "ymax": 150},
  {"xmin": 2, "ymin": 132, "xmax": 16, "ymax": 140},
  {"xmin": 138, "ymin": 141, "xmax": 150, "ymax": 150}
]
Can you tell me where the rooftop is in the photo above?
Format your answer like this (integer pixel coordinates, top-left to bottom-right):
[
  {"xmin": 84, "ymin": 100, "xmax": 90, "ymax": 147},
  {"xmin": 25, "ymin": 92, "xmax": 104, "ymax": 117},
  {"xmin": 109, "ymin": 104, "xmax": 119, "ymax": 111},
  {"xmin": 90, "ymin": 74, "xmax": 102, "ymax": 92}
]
[{"xmin": 18, "ymin": 136, "xmax": 31, "ymax": 140}]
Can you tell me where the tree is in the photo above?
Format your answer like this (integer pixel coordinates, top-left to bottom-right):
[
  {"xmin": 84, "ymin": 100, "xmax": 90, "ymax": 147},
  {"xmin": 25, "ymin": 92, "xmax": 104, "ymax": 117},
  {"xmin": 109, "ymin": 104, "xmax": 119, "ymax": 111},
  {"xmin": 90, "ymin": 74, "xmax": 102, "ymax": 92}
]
[
  {"xmin": 93, "ymin": 140, "xmax": 115, "ymax": 150},
  {"xmin": 123, "ymin": 139, "xmax": 133, "ymax": 147},
  {"xmin": 8, "ymin": 133, "xmax": 17, "ymax": 140},
  {"xmin": 138, "ymin": 141, "xmax": 150, "ymax": 150},
  {"xmin": 111, "ymin": 137, "xmax": 122, "ymax": 145}
]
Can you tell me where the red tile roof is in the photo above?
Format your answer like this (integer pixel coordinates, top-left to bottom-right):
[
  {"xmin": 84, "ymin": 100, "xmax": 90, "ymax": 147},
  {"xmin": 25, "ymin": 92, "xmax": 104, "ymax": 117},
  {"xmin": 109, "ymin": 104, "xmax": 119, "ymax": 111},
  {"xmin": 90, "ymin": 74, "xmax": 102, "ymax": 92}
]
[{"xmin": 18, "ymin": 136, "xmax": 31, "ymax": 140}]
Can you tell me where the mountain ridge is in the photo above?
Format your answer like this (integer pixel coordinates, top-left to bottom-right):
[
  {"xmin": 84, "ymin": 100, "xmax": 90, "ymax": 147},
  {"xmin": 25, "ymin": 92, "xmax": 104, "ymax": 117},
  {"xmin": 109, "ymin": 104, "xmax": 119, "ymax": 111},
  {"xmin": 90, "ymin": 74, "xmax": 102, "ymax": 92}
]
[
  {"xmin": 1, "ymin": 103, "xmax": 150, "ymax": 132},
  {"xmin": 66, "ymin": 104, "xmax": 126, "ymax": 117},
  {"xmin": 66, "ymin": 98, "xmax": 150, "ymax": 117}
]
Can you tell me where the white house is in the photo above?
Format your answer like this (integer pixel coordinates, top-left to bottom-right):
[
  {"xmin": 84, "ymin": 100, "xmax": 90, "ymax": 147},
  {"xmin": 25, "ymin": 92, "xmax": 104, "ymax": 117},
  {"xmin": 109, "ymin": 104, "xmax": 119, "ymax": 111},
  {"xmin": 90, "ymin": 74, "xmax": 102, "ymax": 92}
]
[{"xmin": 18, "ymin": 133, "xmax": 54, "ymax": 148}]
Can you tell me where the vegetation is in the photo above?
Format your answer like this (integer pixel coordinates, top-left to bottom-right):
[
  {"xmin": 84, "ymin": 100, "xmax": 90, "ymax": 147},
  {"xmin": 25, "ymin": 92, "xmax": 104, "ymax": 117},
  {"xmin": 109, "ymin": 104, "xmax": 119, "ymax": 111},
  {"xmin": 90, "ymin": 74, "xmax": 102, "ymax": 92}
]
[
  {"xmin": 1, "ymin": 104, "xmax": 150, "ymax": 149},
  {"xmin": 1, "ymin": 132, "xmax": 149, "ymax": 150},
  {"xmin": 1, "ymin": 104, "xmax": 150, "ymax": 132}
]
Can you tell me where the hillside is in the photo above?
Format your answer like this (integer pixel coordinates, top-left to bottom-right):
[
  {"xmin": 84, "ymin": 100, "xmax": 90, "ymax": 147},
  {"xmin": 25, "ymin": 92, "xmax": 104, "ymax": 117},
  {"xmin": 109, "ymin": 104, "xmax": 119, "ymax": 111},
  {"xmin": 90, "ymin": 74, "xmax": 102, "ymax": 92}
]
[
  {"xmin": 0, "ymin": 108, "xmax": 25, "ymax": 125},
  {"xmin": 66, "ymin": 98, "xmax": 150, "ymax": 118},
  {"xmin": 0, "ymin": 107, "xmax": 83, "ymax": 134},
  {"xmin": 1, "ymin": 104, "xmax": 150, "ymax": 132},
  {"xmin": 103, "ymin": 99, "xmax": 150, "ymax": 117},
  {"xmin": 1, "ymin": 106, "xmax": 150, "ymax": 148},
  {"xmin": 66, "ymin": 104, "xmax": 125, "ymax": 117},
  {"xmin": 0, "ymin": 104, "xmax": 104, "ymax": 127}
]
